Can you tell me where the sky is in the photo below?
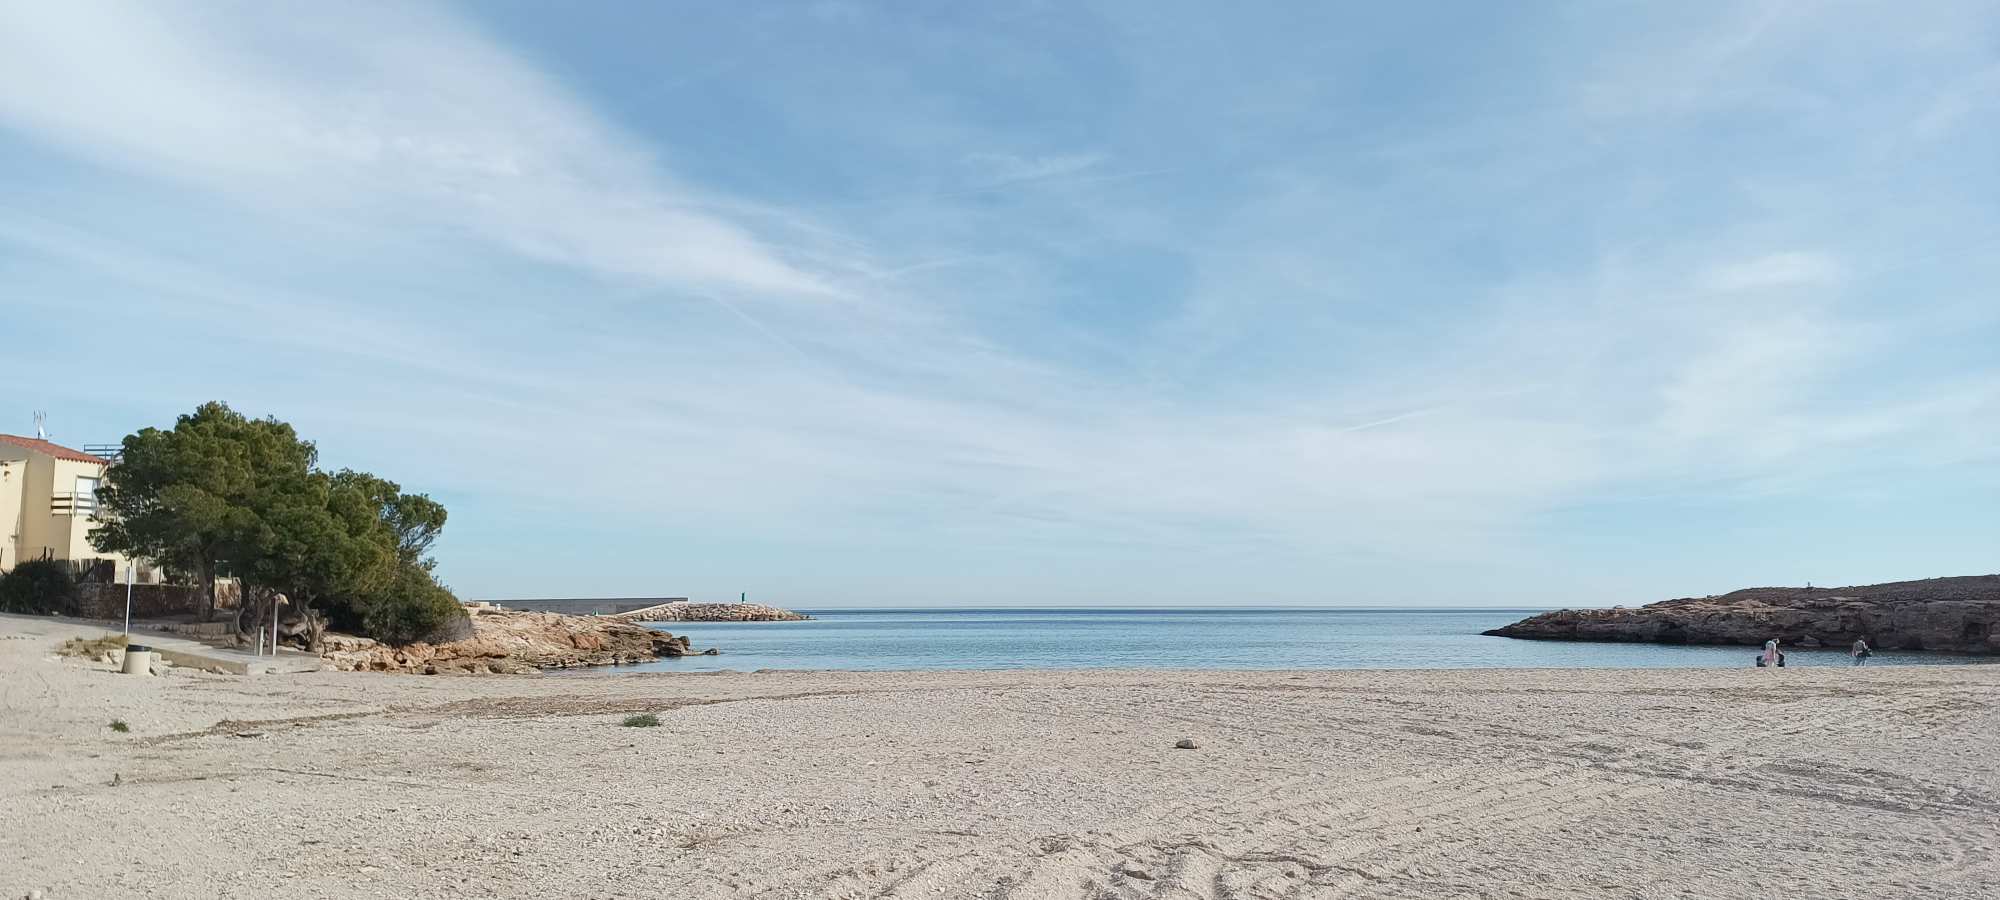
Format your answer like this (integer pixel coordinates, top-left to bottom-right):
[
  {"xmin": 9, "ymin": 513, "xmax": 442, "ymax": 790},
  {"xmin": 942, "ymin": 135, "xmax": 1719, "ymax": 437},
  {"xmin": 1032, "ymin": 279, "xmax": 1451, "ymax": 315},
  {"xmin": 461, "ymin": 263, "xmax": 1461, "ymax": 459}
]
[{"xmin": 2, "ymin": 1, "xmax": 1997, "ymax": 607}]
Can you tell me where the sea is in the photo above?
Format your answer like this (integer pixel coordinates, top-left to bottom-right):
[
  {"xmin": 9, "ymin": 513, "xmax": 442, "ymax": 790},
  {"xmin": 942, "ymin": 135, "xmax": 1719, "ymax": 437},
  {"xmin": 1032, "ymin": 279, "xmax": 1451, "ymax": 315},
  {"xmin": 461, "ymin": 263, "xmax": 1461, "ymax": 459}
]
[{"xmin": 596, "ymin": 607, "xmax": 1993, "ymax": 674}]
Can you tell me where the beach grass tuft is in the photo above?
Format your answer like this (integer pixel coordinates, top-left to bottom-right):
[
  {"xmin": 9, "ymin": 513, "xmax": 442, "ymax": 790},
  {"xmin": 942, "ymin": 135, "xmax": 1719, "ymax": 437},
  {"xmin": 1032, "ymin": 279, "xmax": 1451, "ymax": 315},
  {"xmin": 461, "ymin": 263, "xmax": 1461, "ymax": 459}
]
[
  {"xmin": 109, "ymin": 720, "xmax": 130, "ymax": 733},
  {"xmin": 59, "ymin": 635, "xmax": 130, "ymax": 658},
  {"xmin": 621, "ymin": 713, "xmax": 662, "ymax": 728}
]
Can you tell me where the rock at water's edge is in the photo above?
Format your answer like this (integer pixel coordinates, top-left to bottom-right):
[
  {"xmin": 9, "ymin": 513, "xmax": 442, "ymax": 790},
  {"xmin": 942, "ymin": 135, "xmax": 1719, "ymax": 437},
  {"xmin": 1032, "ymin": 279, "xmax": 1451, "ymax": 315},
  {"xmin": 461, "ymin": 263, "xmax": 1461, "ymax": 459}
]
[
  {"xmin": 320, "ymin": 608, "xmax": 713, "ymax": 674},
  {"xmin": 1484, "ymin": 575, "xmax": 2000, "ymax": 653}
]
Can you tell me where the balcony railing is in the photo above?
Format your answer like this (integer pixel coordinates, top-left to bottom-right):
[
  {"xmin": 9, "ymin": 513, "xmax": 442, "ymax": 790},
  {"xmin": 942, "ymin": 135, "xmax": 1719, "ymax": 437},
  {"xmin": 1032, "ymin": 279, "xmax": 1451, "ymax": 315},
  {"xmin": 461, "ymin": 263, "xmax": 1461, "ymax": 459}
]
[
  {"xmin": 82, "ymin": 444, "xmax": 124, "ymax": 462},
  {"xmin": 51, "ymin": 493, "xmax": 99, "ymax": 516}
]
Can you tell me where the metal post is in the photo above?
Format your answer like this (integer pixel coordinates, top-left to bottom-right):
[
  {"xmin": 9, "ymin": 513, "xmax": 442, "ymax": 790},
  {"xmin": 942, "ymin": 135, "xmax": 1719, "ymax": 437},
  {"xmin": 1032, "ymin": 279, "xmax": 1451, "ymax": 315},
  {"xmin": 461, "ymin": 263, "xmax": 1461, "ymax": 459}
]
[
  {"xmin": 271, "ymin": 595, "xmax": 280, "ymax": 656},
  {"xmin": 122, "ymin": 563, "xmax": 134, "ymax": 637}
]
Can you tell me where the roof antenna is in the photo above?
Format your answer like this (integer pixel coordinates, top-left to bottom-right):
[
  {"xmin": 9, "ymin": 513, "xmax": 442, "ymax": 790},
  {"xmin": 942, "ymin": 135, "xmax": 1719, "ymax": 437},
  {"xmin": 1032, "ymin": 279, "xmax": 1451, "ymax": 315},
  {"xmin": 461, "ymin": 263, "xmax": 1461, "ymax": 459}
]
[{"xmin": 33, "ymin": 411, "xmax": 48, "ymax": 440}]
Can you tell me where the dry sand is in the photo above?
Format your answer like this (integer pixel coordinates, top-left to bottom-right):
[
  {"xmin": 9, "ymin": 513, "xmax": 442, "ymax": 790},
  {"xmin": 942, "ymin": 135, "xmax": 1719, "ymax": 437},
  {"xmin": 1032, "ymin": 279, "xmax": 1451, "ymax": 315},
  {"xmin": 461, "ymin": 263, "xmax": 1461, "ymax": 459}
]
[{"xmin": 4, "ymin": 615, "xmax": 1998, "ymax": 900}]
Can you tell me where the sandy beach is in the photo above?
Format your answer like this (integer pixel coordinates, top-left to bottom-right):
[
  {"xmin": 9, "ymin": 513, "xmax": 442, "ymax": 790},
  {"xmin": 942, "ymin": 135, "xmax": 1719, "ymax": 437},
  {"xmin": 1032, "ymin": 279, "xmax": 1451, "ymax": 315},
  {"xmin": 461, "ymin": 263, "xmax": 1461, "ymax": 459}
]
[{"xmin": 5, "ymin": 615, "xmax": 1997, "ymax": 900}]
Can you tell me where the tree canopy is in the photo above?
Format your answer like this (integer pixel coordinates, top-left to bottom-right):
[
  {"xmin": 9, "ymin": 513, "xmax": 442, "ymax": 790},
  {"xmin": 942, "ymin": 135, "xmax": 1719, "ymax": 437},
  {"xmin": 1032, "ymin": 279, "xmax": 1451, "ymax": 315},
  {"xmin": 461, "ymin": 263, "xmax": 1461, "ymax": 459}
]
[{"xmin": 92, "ymin": 402, "xmax": 465, "ymax": 646}]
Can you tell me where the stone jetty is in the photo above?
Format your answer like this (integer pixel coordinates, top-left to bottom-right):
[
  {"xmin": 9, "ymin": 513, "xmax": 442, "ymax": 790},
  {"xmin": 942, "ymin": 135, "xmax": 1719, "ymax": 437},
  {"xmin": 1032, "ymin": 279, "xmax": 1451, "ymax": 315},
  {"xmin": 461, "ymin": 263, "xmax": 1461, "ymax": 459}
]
[{"xmin": 606, "ymin": 601, "xmax": 811, "ymax": 623}]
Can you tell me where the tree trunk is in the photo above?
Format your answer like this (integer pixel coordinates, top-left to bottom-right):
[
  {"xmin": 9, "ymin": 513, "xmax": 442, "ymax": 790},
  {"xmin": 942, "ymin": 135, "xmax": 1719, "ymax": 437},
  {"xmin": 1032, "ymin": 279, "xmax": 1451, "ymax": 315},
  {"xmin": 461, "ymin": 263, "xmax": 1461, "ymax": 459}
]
[
  {"xmin": 293, "ymin": 593, "xmax": 327, "ymax": 654},
  {"xmin": 236, "ymin": 585, "xmax": 267, "ymax": 639},
  {"xmin": 196, "ymin": 555, "xmax": 217, "ymax": 622},
  {"xmin": 304, "ymin": 610, "xmax": 327, "ymax": 655}
]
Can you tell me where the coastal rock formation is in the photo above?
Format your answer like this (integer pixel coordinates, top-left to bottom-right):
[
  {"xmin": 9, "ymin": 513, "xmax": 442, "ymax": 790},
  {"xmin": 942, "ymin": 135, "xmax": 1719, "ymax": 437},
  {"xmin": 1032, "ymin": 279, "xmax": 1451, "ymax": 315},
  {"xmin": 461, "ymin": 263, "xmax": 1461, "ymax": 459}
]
[
  {"xmin": 607, "ymin": 601, "xmax": 810, "ymax": 623},
  {"xmin": 1485, "ymin": 575, "xmax": 2000, "ymax": 653},
  {"xmin": 321, "ymin": 608, "xmax": 714, "ymax": 674}
]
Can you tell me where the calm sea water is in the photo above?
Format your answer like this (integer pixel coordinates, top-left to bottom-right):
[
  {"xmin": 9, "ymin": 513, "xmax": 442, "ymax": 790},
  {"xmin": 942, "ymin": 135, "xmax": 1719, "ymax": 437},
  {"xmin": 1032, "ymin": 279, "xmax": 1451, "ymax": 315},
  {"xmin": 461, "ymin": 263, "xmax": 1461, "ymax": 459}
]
[{"xmin": 603, "ymin": 608, "xmax": 1993, "ymax": 673}]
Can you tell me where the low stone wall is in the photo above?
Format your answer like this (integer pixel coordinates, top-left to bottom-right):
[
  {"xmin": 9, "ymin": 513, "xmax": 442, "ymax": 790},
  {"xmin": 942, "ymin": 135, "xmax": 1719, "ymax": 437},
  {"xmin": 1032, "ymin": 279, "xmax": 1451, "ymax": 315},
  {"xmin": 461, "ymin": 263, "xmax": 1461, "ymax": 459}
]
[{"xmin": 72, "ymin": 581, "xmax": 241, "ymax": 620}]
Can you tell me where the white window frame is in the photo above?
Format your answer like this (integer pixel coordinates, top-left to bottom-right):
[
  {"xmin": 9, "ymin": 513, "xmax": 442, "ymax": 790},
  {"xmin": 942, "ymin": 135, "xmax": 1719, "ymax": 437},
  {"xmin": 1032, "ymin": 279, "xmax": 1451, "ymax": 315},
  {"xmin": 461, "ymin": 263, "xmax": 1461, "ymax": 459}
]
[{"xmin": 75, "ymin": 475, "xmax": 101, "ymax": 515}]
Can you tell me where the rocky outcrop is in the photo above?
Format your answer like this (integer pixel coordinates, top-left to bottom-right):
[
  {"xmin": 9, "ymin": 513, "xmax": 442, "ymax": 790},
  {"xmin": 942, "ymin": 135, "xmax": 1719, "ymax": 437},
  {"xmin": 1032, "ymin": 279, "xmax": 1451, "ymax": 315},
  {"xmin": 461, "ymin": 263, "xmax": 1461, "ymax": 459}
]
[
  {"xmin": 320, "ymin": 607, "xmax": 717, "ymax": 674},
  {"xmin": 1485, "ymin": 575, "xmax": 2000, "ymax": 653},
  {"xmin": 606, "ymin": 601, "xmax": 810, "ymax": 623}
]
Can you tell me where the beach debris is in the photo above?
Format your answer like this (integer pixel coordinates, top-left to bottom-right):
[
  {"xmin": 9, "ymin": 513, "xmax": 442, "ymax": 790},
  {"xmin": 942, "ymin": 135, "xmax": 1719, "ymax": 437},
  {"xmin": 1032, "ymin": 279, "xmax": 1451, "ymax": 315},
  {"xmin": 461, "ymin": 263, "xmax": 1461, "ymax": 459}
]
[
  {"xmin": 1119, "ymin": 863, "xmax": 1157, "ymax": 880},
  {"xmin": 232, "ymin": 730, "xmax": 265, "ymax": 738},
  {"xmin": 109, "ymin": 773, "xmax": 121, "ymax": 787},
  {"xmin": 1174, "ymin": 738, "xmax": 1199, "ymax": 750}
]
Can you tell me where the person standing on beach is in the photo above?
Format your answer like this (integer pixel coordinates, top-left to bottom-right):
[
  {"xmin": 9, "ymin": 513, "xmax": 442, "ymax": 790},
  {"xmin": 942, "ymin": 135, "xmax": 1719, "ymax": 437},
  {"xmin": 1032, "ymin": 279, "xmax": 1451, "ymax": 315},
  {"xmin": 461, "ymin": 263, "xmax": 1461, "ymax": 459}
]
[
  {"xmin": 1761, "ymin": 640, "xmax": 1781, "ymax": 668},
  {"xmin": 1852, "ymin": 638, "xmax": 1871, "ymax": 666}
]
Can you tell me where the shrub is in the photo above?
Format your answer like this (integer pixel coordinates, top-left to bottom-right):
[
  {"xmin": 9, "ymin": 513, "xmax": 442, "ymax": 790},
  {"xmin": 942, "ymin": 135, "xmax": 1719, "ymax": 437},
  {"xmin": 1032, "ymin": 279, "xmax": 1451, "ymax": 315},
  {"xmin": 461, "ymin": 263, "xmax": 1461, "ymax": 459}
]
[
  {"xmin": 343, "ymin": 563, "xmax": 472, "ymax": 646},
  {"xmin": 0, "ymin": 559, "xmax": 77, "ymax": 615},
  {"xmin": 621, "ymin": 713, "xmax": 662, "ymax": 727},
  {"xmin": 109, "ymin": 720, "xmax": 130, "ymax": 733}
]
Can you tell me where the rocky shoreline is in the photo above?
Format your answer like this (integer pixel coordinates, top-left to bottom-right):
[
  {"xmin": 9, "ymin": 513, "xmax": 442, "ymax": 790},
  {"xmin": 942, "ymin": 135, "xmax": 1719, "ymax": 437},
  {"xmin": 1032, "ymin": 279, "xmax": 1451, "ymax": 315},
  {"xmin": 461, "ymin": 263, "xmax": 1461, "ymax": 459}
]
[
  {"xmin": 1485, "ymin": 575, "xmax": 2000, "ymax": 654},
  {"xmin": 321, "ymin": 607, "xmax": 716, "ymax": 674},
  {"xmin": 606, "ymin": 601, "xmax": 810, "ymax": 623}
]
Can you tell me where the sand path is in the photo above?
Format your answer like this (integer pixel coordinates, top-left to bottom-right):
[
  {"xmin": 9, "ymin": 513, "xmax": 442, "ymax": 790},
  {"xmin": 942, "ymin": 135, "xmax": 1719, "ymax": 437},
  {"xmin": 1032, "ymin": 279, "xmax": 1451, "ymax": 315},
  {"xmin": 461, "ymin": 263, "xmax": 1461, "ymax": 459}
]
[{"xmin": 4, "ymin": 615, "xmax": 1997, "ymax": 899}]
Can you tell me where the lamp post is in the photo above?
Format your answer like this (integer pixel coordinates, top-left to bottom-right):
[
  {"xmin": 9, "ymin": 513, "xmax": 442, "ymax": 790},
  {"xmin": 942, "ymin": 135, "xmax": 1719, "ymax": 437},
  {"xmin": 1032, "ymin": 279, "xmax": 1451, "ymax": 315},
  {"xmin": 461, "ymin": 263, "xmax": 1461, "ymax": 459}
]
[{"xmin": 122, "ymin": 562, "xmax": 134, "ymax": 637}]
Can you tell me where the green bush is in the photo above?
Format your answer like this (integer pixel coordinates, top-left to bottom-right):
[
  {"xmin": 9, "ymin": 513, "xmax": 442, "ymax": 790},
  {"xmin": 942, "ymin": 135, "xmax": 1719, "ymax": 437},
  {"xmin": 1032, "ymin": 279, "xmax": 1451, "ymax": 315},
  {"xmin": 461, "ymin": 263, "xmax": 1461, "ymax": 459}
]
[
  {"xmin": 344, "ymin": 563, "xmax": 471, "ymax": 646},
  {"xmin": 621, "ymin": 714, "xmax": 662, "ymax": 727},
  {"xmin": 0, "ymin": 559, "xmax": 77, "ymax": 615}
]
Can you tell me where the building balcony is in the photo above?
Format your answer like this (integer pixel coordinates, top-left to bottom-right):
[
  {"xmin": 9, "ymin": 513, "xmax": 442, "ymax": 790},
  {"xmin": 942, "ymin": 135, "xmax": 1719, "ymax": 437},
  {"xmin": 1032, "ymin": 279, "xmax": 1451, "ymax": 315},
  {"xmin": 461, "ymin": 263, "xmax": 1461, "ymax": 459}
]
[{"xmin": 51, "ymin": 492, "xmax": 98, "ymax": 516}]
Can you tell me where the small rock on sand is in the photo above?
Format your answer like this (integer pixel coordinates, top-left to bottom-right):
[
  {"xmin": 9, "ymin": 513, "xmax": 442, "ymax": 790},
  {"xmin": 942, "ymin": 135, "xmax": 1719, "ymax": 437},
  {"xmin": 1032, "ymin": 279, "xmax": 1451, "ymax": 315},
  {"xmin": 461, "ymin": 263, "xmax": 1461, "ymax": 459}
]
[{"xmin": 1174, "ymin": 738, "xmax": 1198, "ymax": 750}]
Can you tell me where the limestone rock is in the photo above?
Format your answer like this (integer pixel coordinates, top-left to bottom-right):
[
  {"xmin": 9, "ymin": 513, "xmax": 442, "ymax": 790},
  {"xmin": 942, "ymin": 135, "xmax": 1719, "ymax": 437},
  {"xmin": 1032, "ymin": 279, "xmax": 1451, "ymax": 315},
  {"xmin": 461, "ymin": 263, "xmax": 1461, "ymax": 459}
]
[
  {"xmin": 1485, "ymin": 575, "xmax": 2000, "ymax": 654},
  {"xmin": 318, "ymin": 610, "xmax": 712, "ymax": 675}
]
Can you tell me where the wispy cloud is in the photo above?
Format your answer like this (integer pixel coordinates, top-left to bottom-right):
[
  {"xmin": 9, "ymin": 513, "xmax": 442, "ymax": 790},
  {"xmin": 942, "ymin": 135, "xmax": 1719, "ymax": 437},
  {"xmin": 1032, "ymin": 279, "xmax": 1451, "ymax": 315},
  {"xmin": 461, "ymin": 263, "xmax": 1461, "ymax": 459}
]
[
  {"xmin": 1698, "ymin": 251, "xmax": 1845, "ymax": 292},
  {"xmin": 0, "ymin": 0, "xmax": 832, "ymax": 298},
  {"xmin": 962, "ymin": 151, "xmax": 1108, "ymax": 186}
]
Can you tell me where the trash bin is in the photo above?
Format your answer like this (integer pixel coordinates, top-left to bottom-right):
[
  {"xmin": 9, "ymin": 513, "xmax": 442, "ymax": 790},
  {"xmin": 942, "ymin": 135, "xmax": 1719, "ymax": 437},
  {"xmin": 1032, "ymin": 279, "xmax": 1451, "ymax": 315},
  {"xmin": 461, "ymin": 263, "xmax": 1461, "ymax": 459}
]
[{"xmin": 121, "ymin": 645, "xmax": 154, "ymax": 676}]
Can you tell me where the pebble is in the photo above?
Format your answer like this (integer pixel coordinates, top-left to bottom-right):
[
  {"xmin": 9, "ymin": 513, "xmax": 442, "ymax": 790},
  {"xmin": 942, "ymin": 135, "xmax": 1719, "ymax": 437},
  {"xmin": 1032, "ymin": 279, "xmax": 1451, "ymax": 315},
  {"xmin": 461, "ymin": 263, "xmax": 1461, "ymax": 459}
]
[{"xmin": 1174, "ymin": 738, "xmax": 1199, "ymax": 750}]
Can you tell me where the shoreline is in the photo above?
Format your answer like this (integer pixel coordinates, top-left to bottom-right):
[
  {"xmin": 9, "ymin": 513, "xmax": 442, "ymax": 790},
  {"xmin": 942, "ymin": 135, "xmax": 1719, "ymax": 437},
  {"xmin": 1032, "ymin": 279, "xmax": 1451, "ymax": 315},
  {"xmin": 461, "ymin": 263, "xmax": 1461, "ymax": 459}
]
[
  {"xmin": 557, "ymin": 642, "xmax": 2000, "ymax": 675},
  {"xmin": 7, "ymin": 613, "xmax": 1998, "ymax": 899}
]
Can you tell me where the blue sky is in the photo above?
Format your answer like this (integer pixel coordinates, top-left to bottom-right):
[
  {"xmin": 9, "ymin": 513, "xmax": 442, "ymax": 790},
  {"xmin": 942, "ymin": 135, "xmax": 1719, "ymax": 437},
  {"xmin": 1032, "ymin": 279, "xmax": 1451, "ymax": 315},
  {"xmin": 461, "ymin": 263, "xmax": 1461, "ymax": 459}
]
[{"xmin": 2, "ymin": 1, "xmax": 1996, "ymax": 607}]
